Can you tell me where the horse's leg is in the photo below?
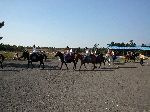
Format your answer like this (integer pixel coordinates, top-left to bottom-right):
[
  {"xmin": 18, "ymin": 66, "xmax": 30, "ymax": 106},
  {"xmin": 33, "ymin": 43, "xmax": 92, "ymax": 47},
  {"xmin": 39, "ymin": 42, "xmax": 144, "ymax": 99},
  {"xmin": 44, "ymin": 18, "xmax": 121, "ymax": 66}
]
[
  {"xmin": 107, "ymin": 58, "xmax": 111, "ymax": 66},
  {"xmin": 73, "ymin": 61, "xmax": 76, "ymax": 70},
  {"xmin": 64, "ymin": 62, "xmax": 68, "ymax": 70},
  {"xmin": 99, "ymin": 62, "xmax": 101, "ymax": 68},
  {"xmin": 60, "ymin": 62, "xmax": 63, "ymax": 70},
  {"xmin": 112, "ymin": 59, "xmax": 115, "ymax": 65},
  {"xmin": 0, "ymin": 62, "xmax": 3, "ymax": 69},
  {"xmin": 84, "ymin": 63, "xmax": 87, "ymax": 69},
  {"xmin": 39, "ymin": 61, "xmax": 41, "ymax": 68},
  {"xmin": 27, "ymin": 60, "xmax": 30, "ymax": 68},
  {"xmin": 92, "ymin": 63, "xmax": 96, "ymax": 70},
  {"xmin": 42, "ymin": 61, "xmax": 44, "ymax": 69},
  {"xmin": 31, "ymin": 61, "xmax": 33, "ymax": 69},
  {"xmin": 39, "ymin": 61, "xmax": 44, "ymax": 69},
  {"xmin": 79, "ymin": 62, "xmax": 83, "ymax": 70}
]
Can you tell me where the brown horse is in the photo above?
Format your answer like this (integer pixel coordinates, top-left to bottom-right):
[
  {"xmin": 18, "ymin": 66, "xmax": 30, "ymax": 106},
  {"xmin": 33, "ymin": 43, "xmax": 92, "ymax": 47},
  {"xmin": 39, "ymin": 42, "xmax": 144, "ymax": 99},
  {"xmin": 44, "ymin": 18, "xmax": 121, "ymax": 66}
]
[
  {"xmin": 0, "ymin": 54, "xmax": 5, "ymax": 69},
  {"xmin": 124, "ymin": 52, "xmax": 137, "ymax": 63},
  {"xmin": 75, "ymin": 53, "xmax": 97, "ymax": 70},
  {"xmin": 55, "ymin": 51, "xmax": 76, "ymax": 70}
]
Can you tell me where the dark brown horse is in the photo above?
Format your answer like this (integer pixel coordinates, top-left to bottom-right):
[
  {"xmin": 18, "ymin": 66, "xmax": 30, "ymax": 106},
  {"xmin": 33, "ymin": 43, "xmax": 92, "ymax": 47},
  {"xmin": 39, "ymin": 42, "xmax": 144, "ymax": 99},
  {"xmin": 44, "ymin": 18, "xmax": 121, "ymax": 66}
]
[
  {"xmin": 21, "ymin": 50, "xmax": 45, "ymax": 69},
  {"xmin": 55, "ymin": 51, "xmax": 76, "ymax": 70},
  {"xmin": 0, "ymin": 54, "xmax": 5, "ymax": 69},
  {"xmin": 75, "ymin": 53, "xmax": 106, "ymax": 70},
  {"xmin": 75, "ymin": 53, "xmax": 97, "ymax": 70}
]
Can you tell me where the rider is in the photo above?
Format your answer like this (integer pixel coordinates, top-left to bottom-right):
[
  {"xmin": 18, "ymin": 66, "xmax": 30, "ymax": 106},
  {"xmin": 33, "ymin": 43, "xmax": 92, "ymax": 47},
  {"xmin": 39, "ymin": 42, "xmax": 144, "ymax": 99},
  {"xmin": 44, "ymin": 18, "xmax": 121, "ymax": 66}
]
[
  {"xmin": 32, "ymin": 44, "xmax": 39, "ymax": 60},
  {"xmin": 84, "ymin": 47, "xmax": 91, "ymax": 61},
  {"xmin": 85, "ymin": 47, "xmax": 90, "ymax": 56},
  {"xmin": 32, "ymin": 44, "xmax": 37, "ymax": 53},
  {"xmin": 64, "ymin": 46, "xmax": 71, "ymax": 62}
]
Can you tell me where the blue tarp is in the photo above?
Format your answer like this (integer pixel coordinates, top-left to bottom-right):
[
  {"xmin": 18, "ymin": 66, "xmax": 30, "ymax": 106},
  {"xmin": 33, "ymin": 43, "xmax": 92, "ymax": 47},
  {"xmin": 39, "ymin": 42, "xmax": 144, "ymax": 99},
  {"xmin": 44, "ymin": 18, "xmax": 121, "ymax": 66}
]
[{"xmin": 108, "ymin": 46, "xmax": 150, "ymax": 51}]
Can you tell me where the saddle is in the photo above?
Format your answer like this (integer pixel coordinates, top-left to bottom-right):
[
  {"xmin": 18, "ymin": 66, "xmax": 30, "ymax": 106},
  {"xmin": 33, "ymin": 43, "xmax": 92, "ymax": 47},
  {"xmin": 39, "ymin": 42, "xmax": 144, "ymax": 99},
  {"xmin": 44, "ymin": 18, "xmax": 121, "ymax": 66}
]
[
  {"xmin": 30, "ymin": 52, "xmax": 39, "ymax": 61},
  {"xmin": 84, "ymin": 55, "xmax": 92, "ymax": 63},
  {"xmin": 64, "ymin": 54, "xmax": 72, "ymax": 63}
]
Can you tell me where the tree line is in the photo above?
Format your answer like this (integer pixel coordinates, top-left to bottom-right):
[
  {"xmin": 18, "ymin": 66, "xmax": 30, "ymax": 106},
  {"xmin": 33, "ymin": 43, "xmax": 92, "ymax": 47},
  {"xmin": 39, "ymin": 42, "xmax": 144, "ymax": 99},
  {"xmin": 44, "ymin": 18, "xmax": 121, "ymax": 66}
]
[
  {"xmin": 0, "ymin": 43, "xmax": 25, "ymax": 52},
  {"xmin": 107, "ymin": 40, "xmax": 150, "ymax": 47},
  {"xmin": 107, "ymin": 40, "xmax": 136, "ymax": 47}
]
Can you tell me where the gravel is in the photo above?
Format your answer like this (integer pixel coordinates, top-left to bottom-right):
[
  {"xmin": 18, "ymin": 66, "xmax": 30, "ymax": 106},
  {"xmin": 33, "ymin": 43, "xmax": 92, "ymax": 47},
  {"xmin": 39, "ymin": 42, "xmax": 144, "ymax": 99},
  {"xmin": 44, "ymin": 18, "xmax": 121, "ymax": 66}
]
[{"xmin": 0, "ymin": 60, "xmax": 150, "ymax": 112}]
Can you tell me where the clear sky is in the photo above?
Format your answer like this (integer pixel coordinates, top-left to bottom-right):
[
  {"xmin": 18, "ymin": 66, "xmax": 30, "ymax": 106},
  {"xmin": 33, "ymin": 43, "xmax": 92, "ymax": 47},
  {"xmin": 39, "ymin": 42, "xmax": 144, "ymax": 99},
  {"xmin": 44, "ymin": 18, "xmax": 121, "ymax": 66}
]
[{"xmin": 0, "ymin": 0, "xmax": 150, "ymax": 48}]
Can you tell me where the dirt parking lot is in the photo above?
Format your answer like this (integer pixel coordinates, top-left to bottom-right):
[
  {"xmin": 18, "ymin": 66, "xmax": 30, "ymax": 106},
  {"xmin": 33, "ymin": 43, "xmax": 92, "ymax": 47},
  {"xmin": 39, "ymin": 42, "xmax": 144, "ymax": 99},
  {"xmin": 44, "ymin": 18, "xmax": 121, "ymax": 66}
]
[{"xmin": 0, "ymin": 59, "xmax": 150, "ymax": 112}]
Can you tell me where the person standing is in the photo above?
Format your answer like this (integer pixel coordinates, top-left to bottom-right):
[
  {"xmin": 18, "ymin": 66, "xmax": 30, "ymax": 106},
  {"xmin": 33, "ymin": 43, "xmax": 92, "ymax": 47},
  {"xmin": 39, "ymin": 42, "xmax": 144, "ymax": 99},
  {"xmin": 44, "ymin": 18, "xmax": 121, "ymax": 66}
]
[{"xmin": 139, "ymin": 53, "xmax": 144, "ymax": 65}]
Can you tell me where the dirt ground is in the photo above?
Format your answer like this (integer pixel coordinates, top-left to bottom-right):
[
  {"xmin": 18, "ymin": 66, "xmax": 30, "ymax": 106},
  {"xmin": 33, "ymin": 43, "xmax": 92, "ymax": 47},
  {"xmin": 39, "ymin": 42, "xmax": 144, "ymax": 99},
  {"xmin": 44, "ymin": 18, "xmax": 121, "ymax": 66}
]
[{"xmin": 0, "ymin": 59, "xmax": 150, "ymax": 112}]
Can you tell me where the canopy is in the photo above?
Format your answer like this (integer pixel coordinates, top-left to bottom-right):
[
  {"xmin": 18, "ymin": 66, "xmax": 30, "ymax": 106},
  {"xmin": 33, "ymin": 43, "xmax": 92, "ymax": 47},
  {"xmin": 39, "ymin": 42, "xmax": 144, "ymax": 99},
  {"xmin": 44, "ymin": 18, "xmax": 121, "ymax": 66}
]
[{"xmin": 108, "ymin": 46, "xmax": 150, "ymax": 51}]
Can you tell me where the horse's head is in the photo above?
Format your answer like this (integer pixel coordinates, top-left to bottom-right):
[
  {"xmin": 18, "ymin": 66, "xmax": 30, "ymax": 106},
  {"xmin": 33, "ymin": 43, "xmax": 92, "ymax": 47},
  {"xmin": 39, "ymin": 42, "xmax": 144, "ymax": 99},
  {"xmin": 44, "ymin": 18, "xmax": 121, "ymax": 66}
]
[
  {"xmin": 21, "ymin": 50, "xmax": 30, "ymax": 60},
  {"xmin": 55, "ymin": 51, "xmax": 61, "ymax": 57}
]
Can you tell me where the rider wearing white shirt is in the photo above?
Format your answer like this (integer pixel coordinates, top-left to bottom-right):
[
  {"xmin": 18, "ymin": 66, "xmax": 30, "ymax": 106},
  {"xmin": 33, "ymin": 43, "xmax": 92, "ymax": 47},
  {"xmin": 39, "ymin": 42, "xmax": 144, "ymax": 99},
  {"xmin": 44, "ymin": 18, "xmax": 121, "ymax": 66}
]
[{"xmin": 33, "ymin": 45, "xmax": 36, "ymax": 53}]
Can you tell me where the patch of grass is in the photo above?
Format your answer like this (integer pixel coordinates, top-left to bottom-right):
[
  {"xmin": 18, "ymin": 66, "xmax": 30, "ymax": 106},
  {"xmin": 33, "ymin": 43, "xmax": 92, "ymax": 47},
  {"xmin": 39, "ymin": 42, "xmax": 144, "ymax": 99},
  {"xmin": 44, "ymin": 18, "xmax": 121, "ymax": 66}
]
[{"xmin": 0, "ymin": 51, "xmax": 14, "ymax": 59}]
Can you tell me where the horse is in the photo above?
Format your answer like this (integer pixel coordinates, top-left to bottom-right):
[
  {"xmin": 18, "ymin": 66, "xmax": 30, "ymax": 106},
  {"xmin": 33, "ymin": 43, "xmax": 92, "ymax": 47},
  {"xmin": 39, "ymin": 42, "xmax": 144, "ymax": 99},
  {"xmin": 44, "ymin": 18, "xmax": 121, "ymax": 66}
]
[
  {"xmin": 55, "ymin": 51, "xmax": 76, "ymax": 70},
  {"xmin": 20, "ymin": 50, "xmax": 30, "ymax": 60},
  {"xmin": 42, "ymin": 52, "xmax": 47, "ymax": 61},
  {"xmin": 0, "ymin": 54, "xmax": 5, "ymax": 69},
  {"xmin": 21, "ymin": 50, "xmax": 45, "ymax": 69},
  {"xmin": 124, "ymin": 52, "xmax": 137, "ymax": 63},
  {"xmin": 105, "ymin": 52, "xmax": 117, "ymax": 65},
  {"xmin": 96, "ymin": 53, "xmax": 106, "ymax": 68},
  {"xmin": 75, "ymin": 53, "xmax": 106, "ymax": 70}
]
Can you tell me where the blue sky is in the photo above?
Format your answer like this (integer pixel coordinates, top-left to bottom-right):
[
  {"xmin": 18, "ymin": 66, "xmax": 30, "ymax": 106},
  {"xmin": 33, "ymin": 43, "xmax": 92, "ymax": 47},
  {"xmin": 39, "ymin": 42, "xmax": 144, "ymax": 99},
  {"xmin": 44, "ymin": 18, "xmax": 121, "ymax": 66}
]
[{"xmin": 0, "ymin": 0, "xmax": 150, "ymax": 48}]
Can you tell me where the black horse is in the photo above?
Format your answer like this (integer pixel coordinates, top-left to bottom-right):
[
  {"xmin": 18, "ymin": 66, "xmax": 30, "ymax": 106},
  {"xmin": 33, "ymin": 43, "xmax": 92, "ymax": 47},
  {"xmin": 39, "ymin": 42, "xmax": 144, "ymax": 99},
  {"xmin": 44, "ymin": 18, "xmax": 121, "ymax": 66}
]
[
  {"xmin": 96, "ymin": 53, "xmax": 106, "ymax": 68},
  {"xmin": 0, "ymin": 54, "xmax": 5, "ymax": 69},
  {"xmin": 55, "ymin": 51, "xmax": 76, "ymax": 70},
  {"xmin": 21, "ymin": 50, "xmax": 45, "ymax": 69}
]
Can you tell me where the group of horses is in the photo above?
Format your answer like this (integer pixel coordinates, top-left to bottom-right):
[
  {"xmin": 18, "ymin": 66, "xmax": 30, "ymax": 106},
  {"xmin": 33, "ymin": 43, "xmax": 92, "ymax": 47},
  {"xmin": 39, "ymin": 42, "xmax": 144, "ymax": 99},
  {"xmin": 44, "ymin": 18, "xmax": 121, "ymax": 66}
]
[
  {"xmin": 55, "ymin": 51, "xmax": 107, "ymax": 70},
  {"xmin": 0, "ymin": 50, "xmax": 140, "ymax": 70}
]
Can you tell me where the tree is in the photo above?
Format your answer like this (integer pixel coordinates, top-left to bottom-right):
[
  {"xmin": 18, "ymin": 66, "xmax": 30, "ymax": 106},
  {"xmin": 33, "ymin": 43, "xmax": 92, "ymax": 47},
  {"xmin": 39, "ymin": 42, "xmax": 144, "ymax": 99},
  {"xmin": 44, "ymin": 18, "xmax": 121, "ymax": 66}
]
[
  {"xmin": 93, "ymin": 43, "xmax": 99, "ymax": 52},
  {"xmin": 129, "ymin": 40, "xmax": 136, "ymax": 47},
  {"xmin": 141, "ymin": 43, "xmax": 146, "ymax": 47},
  {"xmin": 0, "ymin": 21, "xmax": 4, "ymax": 28}
]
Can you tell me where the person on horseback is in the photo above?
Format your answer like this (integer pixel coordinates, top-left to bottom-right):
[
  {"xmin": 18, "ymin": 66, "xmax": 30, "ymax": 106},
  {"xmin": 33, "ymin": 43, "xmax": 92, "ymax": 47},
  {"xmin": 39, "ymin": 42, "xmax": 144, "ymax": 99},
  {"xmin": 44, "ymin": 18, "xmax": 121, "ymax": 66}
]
[
  {"xmin": 84, "ymin": 47, "xmax": 91, "ymax": 62},
  {"xmin": 32, "ymin": 44, "xmax": 37, "ymax": 53},
  {"xmin": 31, "ymin": 44, "xmax": 40, "ymax": 61},
  {"xmin": 64, "ymin": 46, "xmax": 71, "ymax": 62},
  {"xmin": 112, "ymin": 50, "xmax": 117, "ymax": 62}
]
